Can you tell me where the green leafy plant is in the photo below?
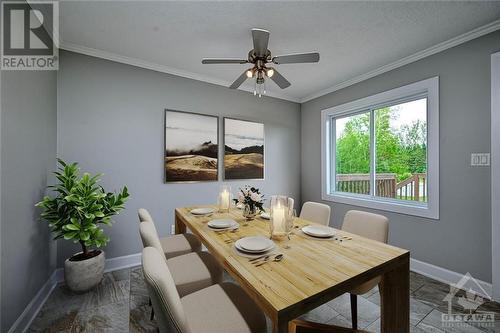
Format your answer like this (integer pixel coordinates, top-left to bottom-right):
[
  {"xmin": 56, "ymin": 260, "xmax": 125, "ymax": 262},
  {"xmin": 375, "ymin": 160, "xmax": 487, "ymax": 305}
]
[
  {"xmin": 36, "ymin": 159, "xmax": 129, "ymax": 260},
  {"xmin": 336, "ymin": 108, "xmax": 427, "ymax": 181}
]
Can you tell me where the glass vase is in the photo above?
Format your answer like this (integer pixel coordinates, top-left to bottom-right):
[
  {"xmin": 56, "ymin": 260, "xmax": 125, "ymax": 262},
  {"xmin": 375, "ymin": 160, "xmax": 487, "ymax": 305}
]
[
  {"xmin": 243, "ymin": 203, "xmax": 257, "ymax": 221},
  {"xmin": 270, "ymin": 195, "xmax": 293, "ymax": 239}
]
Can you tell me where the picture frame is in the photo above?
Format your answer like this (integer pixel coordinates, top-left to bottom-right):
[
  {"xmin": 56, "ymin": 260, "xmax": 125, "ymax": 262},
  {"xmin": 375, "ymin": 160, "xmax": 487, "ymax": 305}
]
[
  {"xmin": 164, "ymin": 109, "xmax": 219, "ymax": 183},
  {"xmin": 223, "ymin": 117, "xmax": 265, "ymax": 180}
]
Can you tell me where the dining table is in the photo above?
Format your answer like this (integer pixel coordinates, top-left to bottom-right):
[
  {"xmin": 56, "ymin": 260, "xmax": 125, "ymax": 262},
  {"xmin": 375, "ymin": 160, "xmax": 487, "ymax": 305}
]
[{"xmin": 175, "ymin": 205, "xmax": 410, "ymax": 333}]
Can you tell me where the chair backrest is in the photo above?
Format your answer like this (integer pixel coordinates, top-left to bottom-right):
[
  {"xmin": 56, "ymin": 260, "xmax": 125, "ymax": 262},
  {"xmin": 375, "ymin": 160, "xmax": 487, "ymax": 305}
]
[
  {"xmin": 139, "ymin": 220, "xmax": 164, "ymax": 255},
  {"xmin": 299, "ymin": 201, "xmax": 331, "ymax": 226},
  {"xmin": 341, "ymin": 210, "xmax": 389, "ymax": 243},
  {"xmin": 142, "ymin": 247, "xmax": 190, "ymax": 333},
  {"xmin": 138, "ymin": 208, "xmax": 153, "ymax": 222}
]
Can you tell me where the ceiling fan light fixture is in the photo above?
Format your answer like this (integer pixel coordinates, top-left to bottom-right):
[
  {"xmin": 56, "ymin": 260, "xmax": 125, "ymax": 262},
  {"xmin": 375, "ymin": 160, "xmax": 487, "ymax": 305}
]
[{"xmin": 202, "ymin": 28, "xmax": 318, "ymax": 93}]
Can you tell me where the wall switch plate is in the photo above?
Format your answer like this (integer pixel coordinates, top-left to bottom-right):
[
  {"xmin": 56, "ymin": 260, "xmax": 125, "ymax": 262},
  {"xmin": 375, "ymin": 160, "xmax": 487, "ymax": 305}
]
[
  {"xmin": 171, "ymin": 225, "xmax": 175, "ymax": 234},
  {"xmin": 471, "ymin": 153, "xmax": 490, "ymax": 166}
]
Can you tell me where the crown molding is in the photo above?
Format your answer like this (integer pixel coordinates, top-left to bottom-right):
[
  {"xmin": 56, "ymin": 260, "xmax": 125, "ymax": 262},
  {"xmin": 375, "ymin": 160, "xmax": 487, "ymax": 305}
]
[
  {"xmin": 300, "ymin": 19, "xmax": 500, "ymax": 103},
  {"xmin": 61, "ymin": 18, "xmax": 500, "ymax": 105},
  {"xmin": 59, "ymin": 42, "xmax": 301, "ymax": 103}
]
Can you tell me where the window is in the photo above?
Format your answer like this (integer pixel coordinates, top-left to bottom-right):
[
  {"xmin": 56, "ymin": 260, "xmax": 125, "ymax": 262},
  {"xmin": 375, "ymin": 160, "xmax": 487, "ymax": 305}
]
[{"xmin": 322, "ymin": 77, "xmax": 439, "ymax": 219}]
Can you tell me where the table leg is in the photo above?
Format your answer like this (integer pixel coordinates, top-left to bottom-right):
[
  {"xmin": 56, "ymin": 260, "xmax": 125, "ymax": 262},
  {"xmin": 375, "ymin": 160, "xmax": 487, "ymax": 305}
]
[
  {"xmin": 273, "ymin": 319, "xmax": 288, "ymax": 333},
  {"xmin": 379, "ymin": 255, "xmax": 410, "ymax": 333},
  {"xmin": 175, "ymin": 214, "xmax": 186, "ymax": 234}
]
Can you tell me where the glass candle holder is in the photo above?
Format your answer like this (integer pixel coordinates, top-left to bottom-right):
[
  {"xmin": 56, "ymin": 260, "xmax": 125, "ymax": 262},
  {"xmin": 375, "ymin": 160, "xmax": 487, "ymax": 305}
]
[
  {"xmin": 270, "ymin": 195, "xmax": 293, "ymax": 239},
  {"xmin": 218, "ymin": 185, "xmax": 232, "ymax": 213}
]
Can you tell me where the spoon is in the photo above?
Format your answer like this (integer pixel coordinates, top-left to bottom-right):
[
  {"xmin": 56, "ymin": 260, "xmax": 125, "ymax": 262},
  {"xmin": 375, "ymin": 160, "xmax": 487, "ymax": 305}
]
[
  {"xmin": 255, "ymin": 254, "xmax": 283, "ymax": 267},
  {"xmin": 273, "ymin": 254, "xmax": 284, "ymax": 262}
]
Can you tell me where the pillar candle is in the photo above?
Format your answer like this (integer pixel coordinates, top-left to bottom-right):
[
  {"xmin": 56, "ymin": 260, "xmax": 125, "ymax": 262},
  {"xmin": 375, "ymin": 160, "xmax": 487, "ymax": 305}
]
[
  {"xmin": 273, "ymin": 203, "xmax": 286, "ymax": 234},
  {"xmin": 220, "ymin": 189, "xmax": 230, "ymax": 210}
]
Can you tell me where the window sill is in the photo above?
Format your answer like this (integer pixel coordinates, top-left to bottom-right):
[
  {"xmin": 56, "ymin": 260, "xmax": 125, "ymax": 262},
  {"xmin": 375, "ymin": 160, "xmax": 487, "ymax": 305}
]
[{"xmin": 322, "ymin": 192, "xmax": 439, "ymax": 220}]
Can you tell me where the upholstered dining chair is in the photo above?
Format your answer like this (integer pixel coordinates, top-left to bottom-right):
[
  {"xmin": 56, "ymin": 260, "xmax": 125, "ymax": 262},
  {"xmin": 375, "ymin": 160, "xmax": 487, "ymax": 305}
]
[
  {"xmin": 138, "ymin": 208, "xmax": 202, "ymax": 259},
  {"xmin": 137, "ymin": 208, "xmax": 153, "ymax": 222},
  {"xmin": 299, "ymin": 201, "xmax": 331, "ymax": 226},
  {"xmin": 342, "ymin": 210, "xmax": 389, "ymax": 330},
  {"xmin": 290, "ymin": 209, "xmax": 388, "ymax": 332},
  {"xmin": 139, "ymin": 221, "xmax": 222, "ymax": 297},
  {"xmin": 142, "ymin": 246, "xmax": 266, "ymax": 333}
]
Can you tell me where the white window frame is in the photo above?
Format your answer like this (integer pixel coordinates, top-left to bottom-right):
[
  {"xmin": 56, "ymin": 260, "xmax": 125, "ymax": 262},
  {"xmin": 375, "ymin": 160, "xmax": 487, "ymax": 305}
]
[{"xmin": 321, "ymin": 77, "xmax": 439, "ymax": 219}]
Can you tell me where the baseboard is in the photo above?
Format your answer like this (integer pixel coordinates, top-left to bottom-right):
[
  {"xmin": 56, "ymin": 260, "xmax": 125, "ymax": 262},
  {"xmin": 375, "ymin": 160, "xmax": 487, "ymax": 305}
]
[
  {"xmin": 9, "ymin": 252, "xmax": 141, "ymax": 333},
  {"xmin": 8, "ymin": 252, "xmax": 494, "ymax": 332},
  {"xmin": 410, "ymin": 258, "xmax": 493, "ymax": 299},
  {"xmin": 103, "ymin": 252, "xmax": 142, "ymax": 272},
  {"xmin": 7, "ymin": 271, "xmax": 58, "ymax": 333},
  {"xmin": 55, "ymin": 252, "xmax": 141, "ymax": 283}
]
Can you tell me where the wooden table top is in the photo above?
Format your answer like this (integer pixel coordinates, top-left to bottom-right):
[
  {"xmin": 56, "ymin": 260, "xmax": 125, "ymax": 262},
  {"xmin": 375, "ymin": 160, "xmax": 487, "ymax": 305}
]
[{"xmin": 175, "ymin": 205, "xmax": 409, "ymax": 321}]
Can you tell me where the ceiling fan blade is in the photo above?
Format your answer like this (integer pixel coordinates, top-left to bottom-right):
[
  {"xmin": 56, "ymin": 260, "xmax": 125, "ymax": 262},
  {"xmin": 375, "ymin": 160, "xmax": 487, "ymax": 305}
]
[
  {"xmin": 269, "ymin": 69, "xmax": 291, "ymax": 89},
  {"xmin": 251, "ymin": 28, "xmax": 270, "ymax": 57},
  {"xmin": 229, "ymin": 71, "xmax": 248, "ymax": 89},
  {"xmin": 272, "ymin": 52, "xmax": 320, "ymax": 64},
  {"xmin": 202, "ymin": 59, "xmax": 248, "ymax": 64}
]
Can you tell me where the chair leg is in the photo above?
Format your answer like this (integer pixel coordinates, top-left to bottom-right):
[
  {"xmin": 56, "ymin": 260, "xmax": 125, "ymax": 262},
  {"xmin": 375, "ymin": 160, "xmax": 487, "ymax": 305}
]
[{"xmin": 350, "ymin": 293, "xmax": 358, "ymax": 330}]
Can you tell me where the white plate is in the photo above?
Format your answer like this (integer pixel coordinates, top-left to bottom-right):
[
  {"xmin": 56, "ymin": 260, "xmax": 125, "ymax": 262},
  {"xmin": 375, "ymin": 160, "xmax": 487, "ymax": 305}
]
[
  {"xmin": 236, "ymin": 236, "xmax": 275, "ymax": 252},
  {"xmin": 260, "ymin": 212, "xmax": 270, "ymax": 220},
  {"xmin": 208, "ymin": 219, "xmax": 237, "ymax": 229},
  {"xmin": 302, "ymin": 225, "xmax": 335, "ymax": 238},
  {"xmin": 191, "ymin": 207, "xmax": 216, "ymax": 215},
  {"xmin": 209, "ymin": 223, "xmax": 239, "ymax": 231},
  {"xmin": 233, "ymin": 245, "xmax": 274, "ymax": 258},
  {"xmin": 235, "ymin": 240, "xmax": 275, "ymax": 254}
]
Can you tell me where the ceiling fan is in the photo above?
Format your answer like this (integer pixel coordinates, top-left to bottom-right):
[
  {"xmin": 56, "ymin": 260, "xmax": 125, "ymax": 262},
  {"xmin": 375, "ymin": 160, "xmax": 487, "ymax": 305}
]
[{"xmin": 202, "ymin": 28, "xmax": 320, "ymax": 97}]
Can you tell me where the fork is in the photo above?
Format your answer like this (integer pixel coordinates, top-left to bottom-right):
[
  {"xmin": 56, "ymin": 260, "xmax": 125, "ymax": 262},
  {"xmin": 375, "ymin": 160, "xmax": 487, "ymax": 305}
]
[
  {"xmin": 249, "ymin": 254, "xmax": 269, "ymax": 262},
  {"xmin": 224, "ymin": 235, "xmax": 241, "ymax": 243},
  {"xmin": 252, "ymin": 254, "xmax": 271, "ymax": 265}
]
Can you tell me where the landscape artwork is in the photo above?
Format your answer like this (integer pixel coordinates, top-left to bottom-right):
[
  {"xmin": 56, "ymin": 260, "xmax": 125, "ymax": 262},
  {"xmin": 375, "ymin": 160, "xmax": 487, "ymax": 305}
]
[
  {"xmin": 165, "ymin": 110, "xmax": 218, "ymax": 182},
  {"xmin": 224, "ymin": 118, "xmax": 264, "ymax": 180}
]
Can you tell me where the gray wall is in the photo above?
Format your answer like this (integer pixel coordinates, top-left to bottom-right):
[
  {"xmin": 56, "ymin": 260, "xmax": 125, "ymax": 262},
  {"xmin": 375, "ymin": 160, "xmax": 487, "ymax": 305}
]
[
  {"xmin": 0, "ymin": 70, "xmax": 57, "ymax": 331},
  {"xmin": 57, "ymin": 51, "xmax": 301, "ymax": 266},
  {"xmin": 301, "ymin": 31, "xmax": 500, "ymax": 282}
]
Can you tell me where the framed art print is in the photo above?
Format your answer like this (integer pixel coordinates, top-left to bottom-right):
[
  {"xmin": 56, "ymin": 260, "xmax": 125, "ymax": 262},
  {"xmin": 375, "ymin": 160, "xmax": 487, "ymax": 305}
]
[
  {"xmin": 165, "ymin": 110, "xmax": 218, "ymax": 182},
  {"xmin": 223, "ymin": 117, "xmax": 264, "ymax": 180}
]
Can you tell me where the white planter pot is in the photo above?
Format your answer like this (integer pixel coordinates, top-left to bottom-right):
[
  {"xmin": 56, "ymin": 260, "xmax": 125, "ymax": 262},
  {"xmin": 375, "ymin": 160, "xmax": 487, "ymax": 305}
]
[{"xmin": 64, "ymin": 250, "xmax": 105, "ymax": 292}]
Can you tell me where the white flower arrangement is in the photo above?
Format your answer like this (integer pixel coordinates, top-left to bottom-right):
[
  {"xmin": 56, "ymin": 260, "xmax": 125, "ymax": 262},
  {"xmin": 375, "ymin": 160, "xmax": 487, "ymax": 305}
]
[{"xmin": 234, "ymin": 186, "xmax": 265, "ymax": 212}]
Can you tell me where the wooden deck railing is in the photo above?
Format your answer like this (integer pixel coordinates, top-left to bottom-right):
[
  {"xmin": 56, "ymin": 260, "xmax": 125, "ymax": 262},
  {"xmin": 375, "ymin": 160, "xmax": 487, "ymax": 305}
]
[
  {"xmin": 336, "ymin": 173, "xmax": 427, "ymax": 202},
  {"xmin": 395, "ymin": 173, "xmax": 427, "ymax": 202}
]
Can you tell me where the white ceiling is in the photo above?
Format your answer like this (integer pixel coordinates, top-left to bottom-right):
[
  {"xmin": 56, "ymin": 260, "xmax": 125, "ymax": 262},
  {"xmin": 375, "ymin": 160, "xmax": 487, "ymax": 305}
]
[{"xmin": 59, "ymin": 1, "xmax": 500, "ymax": 102}]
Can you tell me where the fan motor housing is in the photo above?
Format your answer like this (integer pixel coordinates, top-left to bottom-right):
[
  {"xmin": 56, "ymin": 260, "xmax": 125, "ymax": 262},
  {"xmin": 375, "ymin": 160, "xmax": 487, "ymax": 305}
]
[{"xmin": 248, "ymin": 50, "xmax": 271, "ymax": 65}]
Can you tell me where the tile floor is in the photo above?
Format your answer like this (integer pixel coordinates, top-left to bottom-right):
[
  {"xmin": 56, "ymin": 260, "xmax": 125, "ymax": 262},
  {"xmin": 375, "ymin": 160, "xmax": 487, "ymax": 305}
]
[{"xmin": 29, "ymin": 267, "xmax": 500, "ymax": 333}]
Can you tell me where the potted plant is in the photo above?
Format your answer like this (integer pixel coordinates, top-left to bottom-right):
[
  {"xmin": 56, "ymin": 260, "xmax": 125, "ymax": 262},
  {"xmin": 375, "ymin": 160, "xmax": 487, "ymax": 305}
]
[
  {"xmin": 36, "ymin": 159, "xmax": 129, "ymax": 292},
  {"xmin": 233, "ymin": 186, "xmax": 265, "ymax": 221}
]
